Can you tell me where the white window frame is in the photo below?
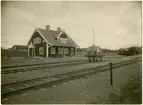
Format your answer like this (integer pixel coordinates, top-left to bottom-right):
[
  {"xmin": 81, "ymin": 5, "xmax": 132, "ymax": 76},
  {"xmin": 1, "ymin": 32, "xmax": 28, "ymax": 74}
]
[
  {"xmin": 59, "ymin": 38, "xmax": 68, "ymax": 44},
  {"xmin": 33, "ymin": 37, "xmax": 41, "ymax": 44},
  {"xmin": 51, "ymin": 47, "xmax": 56, "ymax": 54},
  {"xmin": 39, "ymin": 47, "xmax": 44, "ymax": 54},
  {"xmin": 64, "ymin": 48, "xmax": 68, "ymax": 54},
  {"xmin": 58, "ymin": 47, "xmax": 62, "ymax": 54},
  {"xmin": 71, "ymin": 48, "xmax": 74, "ymax": 54}
]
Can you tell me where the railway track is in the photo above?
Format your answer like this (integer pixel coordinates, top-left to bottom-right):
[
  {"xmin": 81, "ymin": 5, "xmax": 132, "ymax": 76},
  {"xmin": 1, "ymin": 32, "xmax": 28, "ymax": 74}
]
[
  {"xmin": 1, "ymin": 57, "xmax": 141, "ymax": 98},
  {"xmin": 2, "ymin": 60, "xmax": 89, "ymax": 74},
  {"xmin": 2, "ymin": 59, "xmax": 88, "ymax": 69},
  {"xmin": 2, "ymin": 56, "xmax": 140, "ymax": 75}
]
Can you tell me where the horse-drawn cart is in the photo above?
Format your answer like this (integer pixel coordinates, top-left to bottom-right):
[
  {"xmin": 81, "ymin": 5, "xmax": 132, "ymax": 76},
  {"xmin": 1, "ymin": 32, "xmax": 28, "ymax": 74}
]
[{"xmin": 85, "ymin": 45, "xmax": 104, "ymax": 62}]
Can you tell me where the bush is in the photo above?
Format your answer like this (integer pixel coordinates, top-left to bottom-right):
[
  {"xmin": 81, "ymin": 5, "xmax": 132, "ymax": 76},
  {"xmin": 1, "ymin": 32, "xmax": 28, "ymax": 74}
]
[
  {"xmin": 109, "ymin": 73, "xmax": 142, "ymax": 104},
  {"xmin": 118, "ymin": 46, "xmax": 142, "ymax": 56},
  {"xmin": 89, "ymin": 73, "xmax": 142, "ymax": 104}
]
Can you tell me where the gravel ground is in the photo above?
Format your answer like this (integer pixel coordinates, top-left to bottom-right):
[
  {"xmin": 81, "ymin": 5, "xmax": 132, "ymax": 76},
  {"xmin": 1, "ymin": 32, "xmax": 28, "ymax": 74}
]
[
  {"xmin": 2, "ymin": 61, "xmax": 141, "ymax": 104},
  {"xmin": 1, "ymin": 54, "xmax": 128, "ymax": 67},
  {"xmin": 2, "ymin": 56, "xmax": 87, "ymax": 67},
  {"xmin": 1, "ymin": 56, "xmax": 137, "ymax": 85}
]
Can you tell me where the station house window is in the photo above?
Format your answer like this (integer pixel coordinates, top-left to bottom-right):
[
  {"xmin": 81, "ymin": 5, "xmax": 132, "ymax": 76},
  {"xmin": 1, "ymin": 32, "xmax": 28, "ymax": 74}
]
[
  {"xmin": 58, "ymin": 47, "xmax": 62, "ymax": 54},
  {"xmin": 51, "ymin": 47, "xmax": 56, "ymax": 54},
  {"xmin": 58, "ymin": 38, "xmax": 68, "ymax": 44},
  {"xmin": 39, "ymin": 47, "xmax": 44, "ymax": 54},
  {"xmin": 71, "ymin": 48, "xmax": 74, "ymax": 54},
  {"xmin": 64, "ymin": 48, "xmax": 68, "ymax": 54},
  {"xmin": 60, "ymin": 39, "xmax": 67, "ymax": 44},
  {"xmin": 33, "ymin": 37, "xmax": 41, "ymax": 44}
]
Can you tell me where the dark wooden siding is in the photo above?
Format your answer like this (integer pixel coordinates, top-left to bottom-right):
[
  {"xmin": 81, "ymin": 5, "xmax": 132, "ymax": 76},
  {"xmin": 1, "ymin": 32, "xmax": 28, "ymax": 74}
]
[
  {"xmin": 2, "ymin": 49, "xmax": 28, "ymax": 58},
  {"xmin": 29, "ymin": 31, "xmax": 47, "ymax": 57},
  {"xmin": 59, "ymin": 33, "xmax": 68, "ymax": 38},
  {"xmin": 48, "ymin": 46, "xmax": 57, "ymax": 57},
  {"xmin": 28, "ymin": 30, "xmax": 76, "ymax": 58}
]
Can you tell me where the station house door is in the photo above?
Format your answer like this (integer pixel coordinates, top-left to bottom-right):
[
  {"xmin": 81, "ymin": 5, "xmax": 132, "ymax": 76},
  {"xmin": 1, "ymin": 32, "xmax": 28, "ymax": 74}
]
[
  {"xmin": 29, "ymin": 48, "xmax": 33, "ymax": 56},
  {"xmin": 28, "ymin": 42, "xmax": 35, "ymax": 57}
]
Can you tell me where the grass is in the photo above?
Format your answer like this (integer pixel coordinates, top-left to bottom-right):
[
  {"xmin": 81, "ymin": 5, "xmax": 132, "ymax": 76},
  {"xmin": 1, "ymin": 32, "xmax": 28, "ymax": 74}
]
[
  {"xmin": 90, "ymin": 72, "xmax": 142, "ymax": 104},
  {"xmin": 109, "ymin": 73, "xmax": 142, "ymax": 104},
  {"xmin": 118, "ymin": 73, "xmax": 141, "ymax": 104}
]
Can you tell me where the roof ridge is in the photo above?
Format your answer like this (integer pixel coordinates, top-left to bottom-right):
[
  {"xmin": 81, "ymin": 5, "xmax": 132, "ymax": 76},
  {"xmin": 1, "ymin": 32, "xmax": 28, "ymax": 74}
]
[
  {"xmin": 36, "ymin": 28, "xmax": 78, "ymax": 48},
  {"xmin": 37, "ymin": 28, "xmax": 61, "ymax": 32}
]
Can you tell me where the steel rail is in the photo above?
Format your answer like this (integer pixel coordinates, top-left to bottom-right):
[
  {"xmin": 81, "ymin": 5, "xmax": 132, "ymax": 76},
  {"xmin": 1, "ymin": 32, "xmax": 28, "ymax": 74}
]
[
  {"xmin": 2, "ymin": 57, "xmax": 140, "ymax": 74},
  {"xmin": 2, "ymin": 57, "xmax": 140, "ymax": 86},
  {"xmin": 2, "ymin": 60, "xmax": 89, "ymax": 74},
  {"xmin": 2, "ymin": 59, "xmax": 87, "ymax": 69},
  {"xmin": 1, "ymin": 58, "xmax": 141, "ymax": 98}
]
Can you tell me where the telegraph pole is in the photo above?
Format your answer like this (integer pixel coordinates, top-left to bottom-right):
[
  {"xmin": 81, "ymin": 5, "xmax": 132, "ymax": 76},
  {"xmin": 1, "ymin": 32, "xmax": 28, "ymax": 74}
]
[
  {"xmin": 109, "ymin": 62, "xmax": 113, "ymax": 86},
  {"xmin": 92, "ymin": 29, "xmax": 95, "ymax": 46}
]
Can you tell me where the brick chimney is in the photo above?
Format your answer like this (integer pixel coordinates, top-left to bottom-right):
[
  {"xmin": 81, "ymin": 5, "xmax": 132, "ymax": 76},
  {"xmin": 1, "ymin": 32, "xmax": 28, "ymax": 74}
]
[
  {"xmin": 46, "ymin": 25, "xmax": 50, "ymax": 31},
  {"xmin": 57, "ymin": 27, "xmax": 61, "ymax": 32}
]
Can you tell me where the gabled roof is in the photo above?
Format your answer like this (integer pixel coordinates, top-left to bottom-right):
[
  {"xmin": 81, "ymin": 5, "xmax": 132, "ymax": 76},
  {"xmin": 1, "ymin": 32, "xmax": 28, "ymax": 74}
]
[{"xmin": 36, "ymin": 28, "xmax": 79, "ymax": 48}]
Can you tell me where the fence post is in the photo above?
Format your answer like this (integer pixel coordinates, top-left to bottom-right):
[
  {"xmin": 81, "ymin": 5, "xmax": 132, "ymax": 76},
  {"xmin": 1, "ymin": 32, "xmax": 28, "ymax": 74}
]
[{"xmin": 109, "ymin": 62, "xmax": 113, "ymax": 86}]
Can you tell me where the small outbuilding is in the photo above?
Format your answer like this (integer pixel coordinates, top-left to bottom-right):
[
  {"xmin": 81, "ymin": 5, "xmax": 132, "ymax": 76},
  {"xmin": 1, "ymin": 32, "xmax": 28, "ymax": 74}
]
[
  {"xmin": 12, "ymin": 45, "xmax": 28, "ymax": 51},
  {"xmin": 27, "ymin": 25, "xmax": 79, "ymax": 57}
]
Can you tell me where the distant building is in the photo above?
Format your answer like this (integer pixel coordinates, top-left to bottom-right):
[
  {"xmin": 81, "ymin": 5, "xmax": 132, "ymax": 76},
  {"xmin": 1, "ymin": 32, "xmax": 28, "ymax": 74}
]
[
  {"xmin": 27, "ymin": 25, "xmax": 79, "ymax": 57},
  {"xmin": 12, "ymin": 45, "xmax": 28, "ymax": 51}
]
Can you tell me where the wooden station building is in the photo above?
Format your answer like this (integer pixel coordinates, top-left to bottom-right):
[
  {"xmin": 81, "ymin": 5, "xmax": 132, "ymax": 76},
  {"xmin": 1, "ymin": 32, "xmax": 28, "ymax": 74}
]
[{"xmin": 27, "ymin": 25, "xmax": 79, "ymax": 58}]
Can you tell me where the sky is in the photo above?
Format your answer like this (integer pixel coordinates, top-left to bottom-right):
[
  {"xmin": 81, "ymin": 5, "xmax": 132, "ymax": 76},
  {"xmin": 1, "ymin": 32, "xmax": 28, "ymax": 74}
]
[{"xmin": 1, "ymin": 1, "xmax": 142, "ymax": 50}]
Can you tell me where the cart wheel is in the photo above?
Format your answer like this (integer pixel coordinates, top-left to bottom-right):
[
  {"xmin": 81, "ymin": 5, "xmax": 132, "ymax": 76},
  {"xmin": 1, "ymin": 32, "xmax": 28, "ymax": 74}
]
[
  {"xmin": 96, "ymin": 58, "xmax": 98, "ymax": 62},
  {"xmin": 93, "ymin": 57, "xmax": 95, "ymax": 62},
  {"xmin": 88, "ymin": 57, "xmax": 91, "ymax": 62}
]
